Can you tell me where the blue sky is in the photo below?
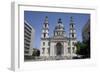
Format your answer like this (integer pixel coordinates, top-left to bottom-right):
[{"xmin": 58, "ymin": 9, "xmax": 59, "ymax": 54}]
[{"xmin": 24, "ymin": 11, "xmax": 90, "ymax": 49}]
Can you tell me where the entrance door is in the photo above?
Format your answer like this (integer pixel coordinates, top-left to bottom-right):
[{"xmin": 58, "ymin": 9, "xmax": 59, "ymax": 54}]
[{"xmin": 56, "ymin": 42, "xmax": 63, "ymax": 56}]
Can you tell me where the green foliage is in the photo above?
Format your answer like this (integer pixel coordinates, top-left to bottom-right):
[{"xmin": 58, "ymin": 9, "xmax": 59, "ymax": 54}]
[
  {"xmin": 75, "ymin": 39, "xmax": 90, "ymax": 58},
  {"xmin": 32, "ymin": 49, "xmax": 40, "ymax": 57}
]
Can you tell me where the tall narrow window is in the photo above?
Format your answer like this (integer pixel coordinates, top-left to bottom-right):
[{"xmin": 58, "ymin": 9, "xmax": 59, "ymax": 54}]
[
  {"xmin": 48, "ymin": 42, "xmax": 50, "ymax": 46},
  {"xmin": 43, "ymin": 42, "xmax": 45, "ymax": 46},
  {"xmin": 72, "ymin": 47, "xmax": 75, "ymax": 53},
  {"xmin": 44, "ymin": 33, "xmax": 46, "ymax": 38},
  {"xmin": 68, "ymin": 47, "xmax": 70, "ymax": 53},
  {"xmin": 71, "ymin": 24, "xmax": 73, "ymax": 28},
  {"xmin": 45, "ymin": 24, "xmax": 47, "ymax": 28},
  {"xmin": 72, "ymin": 33, "xmax": 74, "ymax": 38}
]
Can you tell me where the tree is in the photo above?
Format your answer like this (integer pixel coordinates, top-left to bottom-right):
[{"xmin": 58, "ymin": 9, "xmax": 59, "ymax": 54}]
[
  {"xmin": 36, "ymin": 50, "xmax": 40, "ymax": 56},
  {"xmin": 75, "ymin": 38, "xmax": 90, "ymax": 58},
  {"xmin": 74, "ymin": 41, "xmax": 81, "ymax": 54},
  {"xmin": 32, "ymin": 49, "xmax": 40, "ymax": 57}
]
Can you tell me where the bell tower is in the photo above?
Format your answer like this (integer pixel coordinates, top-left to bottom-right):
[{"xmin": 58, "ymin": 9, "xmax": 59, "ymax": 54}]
[
  {"xmin": 69, "ymin": 16, "xmax": 77, "ymax": 58},
  {"xmin": 69, "ymin": 17, "xmax": 76, "ymax": 39},
  {"xmin": 41, "ymin": 16, "xmax": 50, "ymax": 57}
]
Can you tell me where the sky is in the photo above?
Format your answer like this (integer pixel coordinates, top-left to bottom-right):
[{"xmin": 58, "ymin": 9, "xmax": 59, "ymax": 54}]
[{"xmin": 24, "ymin": 11, "xmax": 90, "ymax": 49}]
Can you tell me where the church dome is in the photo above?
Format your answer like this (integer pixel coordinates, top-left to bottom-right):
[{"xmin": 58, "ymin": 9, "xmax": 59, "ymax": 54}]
[
  {"xmin": 55, "ymin": 18, "xmax": 64, "ymax": 30},
  {"xmin": 53, "ymin": 18, "xmax": 66, "ymax": 37}
]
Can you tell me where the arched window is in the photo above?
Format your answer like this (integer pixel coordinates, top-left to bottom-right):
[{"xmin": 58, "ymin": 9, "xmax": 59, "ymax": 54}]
[
  {"xmin": 44, "ymin": 33, "xmax": 46, "ymax": 38},
  {"xmin": 43, "ymin": 42, "xmax": 45, "ymax": 46},
  {"xmin": 72, "ymin": 33, "xmax": 74, "ymax": 38}
]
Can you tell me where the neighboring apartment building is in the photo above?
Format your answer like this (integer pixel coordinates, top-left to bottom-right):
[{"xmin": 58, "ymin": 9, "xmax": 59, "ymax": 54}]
[
  {"xmin": 24, "ymin": 20, "xmax": 35, "ymax": 57},
  {"xmin": 82, "ymin": 19, "xmax": 90, "ymax": 42}
]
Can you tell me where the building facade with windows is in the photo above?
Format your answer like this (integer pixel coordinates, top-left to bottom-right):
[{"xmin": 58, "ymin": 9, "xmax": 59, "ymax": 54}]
[
  {"xmin": 24, "ymin": 20, "xmax": 35, "ymax": 56},
  {"xmin": 40, "ymin": 16, "xmax": 77, "ymax": 58}
]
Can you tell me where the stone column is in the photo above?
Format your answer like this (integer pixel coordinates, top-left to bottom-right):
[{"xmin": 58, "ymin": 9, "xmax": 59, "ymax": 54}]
[
  {"xmin": 50, "ymin": 42, "xmax": 54, "ymax": 56},
  {"xmin": 63, "ymin": 42, "xmax": 67, "ymax": 56}
]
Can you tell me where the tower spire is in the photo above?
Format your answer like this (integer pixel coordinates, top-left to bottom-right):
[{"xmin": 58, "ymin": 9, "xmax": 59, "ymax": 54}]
[
  {"xmin": 69, "ymin": 16, "xmax": 77, "ymax": 58},
  {"xmin": 41, "ymin": 16, "xmax": 49, "ymax": 38},
  {"xmin": 69, "ymin": 16, "xmax": 76, "ymax": 39}
]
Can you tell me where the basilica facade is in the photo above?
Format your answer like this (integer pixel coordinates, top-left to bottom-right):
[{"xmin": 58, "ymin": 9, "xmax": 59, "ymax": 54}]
[{"xmin": 40, "ymin": 16, "xmax": 77, "ymax": 59}]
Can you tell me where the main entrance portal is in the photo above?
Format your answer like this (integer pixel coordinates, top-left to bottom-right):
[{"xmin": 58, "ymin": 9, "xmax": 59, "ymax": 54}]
[{"xmin": 56, "ymin": 42, "xmax": 63, "ymax": 56}]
